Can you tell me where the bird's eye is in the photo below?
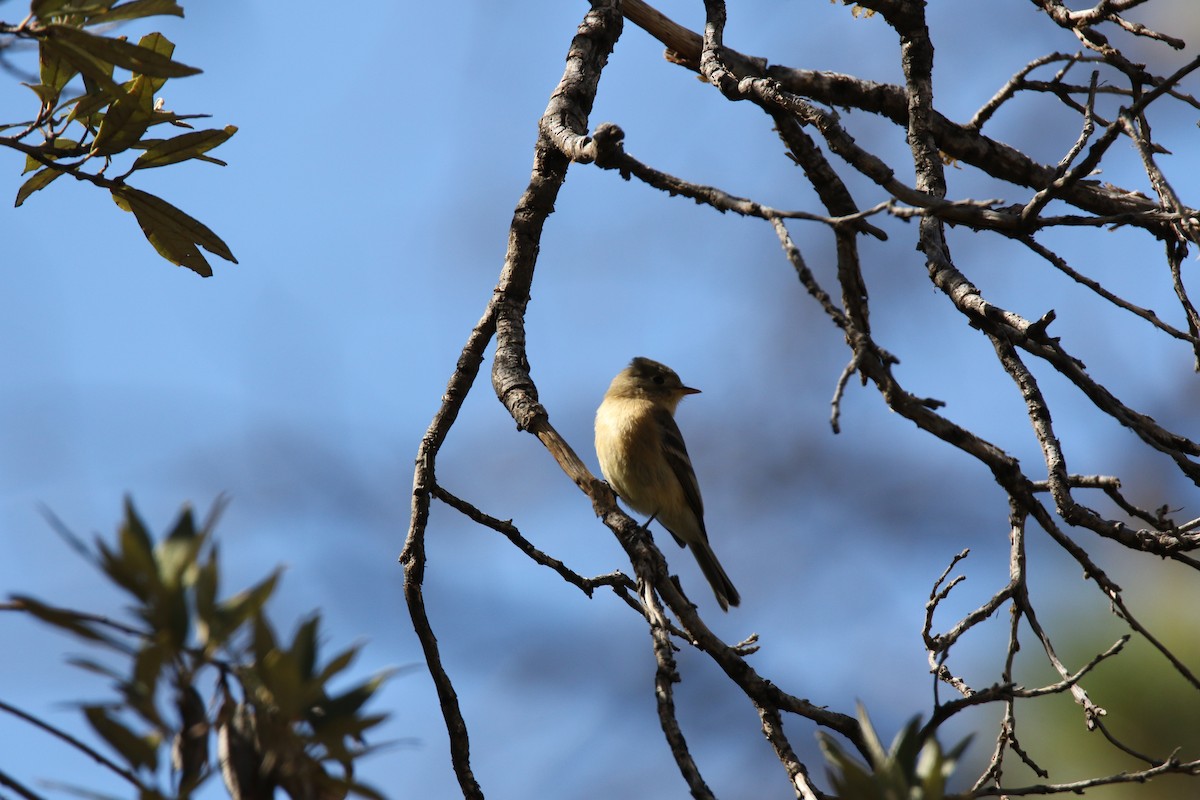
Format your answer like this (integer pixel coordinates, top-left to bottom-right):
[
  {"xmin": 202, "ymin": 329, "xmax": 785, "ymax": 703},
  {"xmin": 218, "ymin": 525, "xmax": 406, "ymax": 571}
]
[{"xmin": 652, "ymin": 375, "xmax": 665, "ymax": 385}]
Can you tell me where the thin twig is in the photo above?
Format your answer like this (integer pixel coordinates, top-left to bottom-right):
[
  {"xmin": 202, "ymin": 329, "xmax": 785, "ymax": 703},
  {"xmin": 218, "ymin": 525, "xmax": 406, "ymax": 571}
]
[
  {"xmin": 0, "ymin": 699, "xmax": 145, "ymax": 790},
  {"xmin": 432, "ymin": 485, "xmax": 640, "ymax": 608}
]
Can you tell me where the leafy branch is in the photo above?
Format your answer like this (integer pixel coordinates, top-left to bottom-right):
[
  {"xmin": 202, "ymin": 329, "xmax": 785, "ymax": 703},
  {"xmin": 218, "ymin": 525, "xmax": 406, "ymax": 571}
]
[
  {"xmin": 1, "ymin": 498, "xmax": 394, "ymax": 800},
  {"xmin": 1, "ymin": 0, "xmax": 237, "ymax": 276}
]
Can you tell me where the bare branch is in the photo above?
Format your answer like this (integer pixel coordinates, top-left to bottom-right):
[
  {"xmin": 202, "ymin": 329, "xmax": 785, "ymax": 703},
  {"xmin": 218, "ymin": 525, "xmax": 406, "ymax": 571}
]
[
  {"xmin": 432, "ymin": 485, "xmax": 639, "ymax": 605},
  {"xmin": 412, "ymin": 0, "xmax": 1200, "ymax": 794}
]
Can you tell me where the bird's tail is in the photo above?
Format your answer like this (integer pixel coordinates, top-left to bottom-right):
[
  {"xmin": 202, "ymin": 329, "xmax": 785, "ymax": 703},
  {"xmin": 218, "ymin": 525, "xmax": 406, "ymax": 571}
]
[{"xmin": 690, "ymin": 539, "xmax": 740, "ymax": 611}]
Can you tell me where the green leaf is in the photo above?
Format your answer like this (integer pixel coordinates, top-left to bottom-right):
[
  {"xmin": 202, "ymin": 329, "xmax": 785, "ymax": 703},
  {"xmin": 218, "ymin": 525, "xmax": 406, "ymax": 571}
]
[
  {"xmin": 33, "ymin": 0, "xmax": 112, "ymax": 19},
  {"xmin": 159, "ymin": 579, "xmax": 190, "ymax": 649},
  {"xmin": 214, "ymin": 569, "xmax": 279, "ymax": 641},
  {"xmin": 819, "ymin": 730, "xmax": 880, "ymax": 799},
  {"xmin": 15, "ymin": 167, "xmax": 63, "ymax": 207},
  {"xmin": 90, "ymin": 0, "xmax": 184, "ymax": 24},
  {"xmin": 292, "ymin": 615, "xmax": 320, "ymax": 682},
  {"xmin": 309, "ymin": 713, "xmax": 388, "ymax": 760},
  {"xmin": 83, "ymin": 705, "xmax": 159, "ymax": 772},
  {"xmin": 41, "ymin": 29, "xmax": 121, "ymax": 97},
  {"xmin": 257, "ymin": 649, "xmax": 304, "ymax": 717},
  {"xmin": 317, "ymin": 644, "xmax": 361, "ymax": 686},
  {"xmin": 313, "ymin": 670, "xmax": 395, "ymax": 724},
  {"xmin": 8, "ymin": 595, "xmax": 125, "ymax": 648},
  {"xmin": 22, "ymin": 81, "xmax": 62, "ymax": 106},
  {"xmin": 118, "ymin": 497, "xmax": 160, "ymax": 598},
  {"xmin": 155, "ymin": 504, "xmax": 203, "ymax": 588},
  {"xmin": 856, "ymin": 702, "xmax": 889, "ymax": 770},
  {"xmin": 251, "ymin": 613, "xmax": 279, "ymax": 673},
  {"xmin": 194, "ymin": 551, "xmax": 221, "ymax": 651},
  {"xmin": 147, "ymin": 111, "xmax": 211, "ymax": 130},
  {"xmin": 66, "ymin": 657, "xmax": 126, "ymax": 682},
  {"xmin": 68, "ymin": 86, "xmax": 120, "ymax": 127},
  {"xmin": 44, "ymin": 25, "xmax": 201, "ymax": 78},
  {"xmin": 91, "ymin": 499, "xmax": 163, "ymax": 605},
  {"xmin": 916, "ymin": 740, "xmax": 947, "ymax": 800},
  {"xmin": 132, "ymin": 125, "xmax": 236, "ymax": 170},
  {"xmin": 22, "ymin": 138, "xmax": 82, "ymax": 174},
  {"xmin": 173, "ymin": 685, "xmax": 209, "ymax": 792},
  {"xmin": 889, "ymin": 714, "xmax": 924, "ymax": 782},
  {"xmin": 111, "ymin": 186, "xmax": 238, "ymax": 276},
  {"xmin": 129, "ymin": 32, "xmax": 175, "ymax": 95},
  {"xmin": 91, "ymin": 84, "xmax": 156, "ymax": 156},
  {"xmin": 125, "ymin": 644, "xmax": 167, "ymax": 726},
  {"xmin": 96, "ymin": 537, "xmax": 151, "ymax": 604},
  {"xmin": 90, "ymin": 51, "xmax": 158, "ymax": 157},
  {"xmin": 48, "ymin": 136, "xmax": 81, "ymax": 158},
  {"xmin": 217, "ymin": 700, "xmax": 266, "ymax": 800},
  {"xmin": 37, "ymin": 41, "xmax": 80, "ymax": 102}
]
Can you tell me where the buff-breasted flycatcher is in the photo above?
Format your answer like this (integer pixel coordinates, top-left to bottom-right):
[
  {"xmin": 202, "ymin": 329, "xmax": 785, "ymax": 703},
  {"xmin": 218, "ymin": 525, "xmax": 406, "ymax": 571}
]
[{"xmin": 594, "ymin": 357, "xmax": 740, "ymax": 611}]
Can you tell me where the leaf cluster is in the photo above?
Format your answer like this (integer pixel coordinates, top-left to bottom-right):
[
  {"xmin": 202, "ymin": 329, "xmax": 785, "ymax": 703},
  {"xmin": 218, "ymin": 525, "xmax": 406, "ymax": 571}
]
[
  {"xmin": 818, "ymin": 706, "xmax": 972, "ymax": 800},
  {"xmin": 2, "ymin": 0, "xmax": 237, "ymax": 275},
  {"xmin": 5, "ymin": 498, "xmax": 393, "ymax": 800}
]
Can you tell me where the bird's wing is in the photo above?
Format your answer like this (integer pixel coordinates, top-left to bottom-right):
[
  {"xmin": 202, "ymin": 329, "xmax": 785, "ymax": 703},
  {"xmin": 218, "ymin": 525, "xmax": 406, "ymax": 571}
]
[{"xmin": 652, "ymin": 406, "xmax": 707, "ymax": 538}]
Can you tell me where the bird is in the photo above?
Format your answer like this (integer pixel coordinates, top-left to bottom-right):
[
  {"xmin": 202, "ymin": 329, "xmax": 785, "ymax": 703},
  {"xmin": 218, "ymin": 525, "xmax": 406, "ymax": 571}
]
[{"xmin": 594, "ymin": 357, "xmax": 741, "ymax": 611}]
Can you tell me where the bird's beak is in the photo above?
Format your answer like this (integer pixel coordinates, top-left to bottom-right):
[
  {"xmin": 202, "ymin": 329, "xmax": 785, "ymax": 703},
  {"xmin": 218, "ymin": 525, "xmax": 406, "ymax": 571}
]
[{"xmin": 680, "ymin": 386, "xmax": 701, "ymax": 395}]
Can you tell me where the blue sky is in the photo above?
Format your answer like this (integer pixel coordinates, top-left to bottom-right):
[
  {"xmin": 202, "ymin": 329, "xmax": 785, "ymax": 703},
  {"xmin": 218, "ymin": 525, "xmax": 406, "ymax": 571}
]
[{"xmin": 2, "ymin": 1, "xmax": 1200, "ymax": 797}]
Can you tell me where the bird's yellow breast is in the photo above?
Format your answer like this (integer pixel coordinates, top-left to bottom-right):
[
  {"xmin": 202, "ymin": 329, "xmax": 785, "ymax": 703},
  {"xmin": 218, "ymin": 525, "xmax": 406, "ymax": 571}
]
[{"xmin": 595, "ymin": 397, "xmax": 683, "ymax": 517}]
